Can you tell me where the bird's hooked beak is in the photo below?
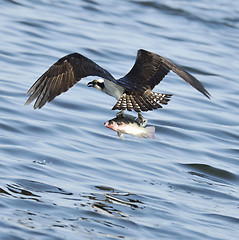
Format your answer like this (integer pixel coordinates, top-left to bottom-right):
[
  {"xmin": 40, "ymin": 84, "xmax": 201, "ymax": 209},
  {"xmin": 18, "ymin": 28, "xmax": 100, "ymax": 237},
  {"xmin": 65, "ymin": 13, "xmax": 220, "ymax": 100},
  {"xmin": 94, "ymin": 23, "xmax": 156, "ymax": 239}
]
[
  {"xmin": 87, "ymin": 81, "xmax": 95, "ymax": 87},
  {"xmin": 87, "ymin": 79, "xmax": 105, "ymax": 92}
]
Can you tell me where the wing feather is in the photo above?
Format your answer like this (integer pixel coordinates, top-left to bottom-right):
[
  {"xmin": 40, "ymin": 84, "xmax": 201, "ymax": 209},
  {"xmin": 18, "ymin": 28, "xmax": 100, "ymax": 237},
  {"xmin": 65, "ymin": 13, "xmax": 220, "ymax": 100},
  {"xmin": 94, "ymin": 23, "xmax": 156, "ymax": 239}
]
[
  {"xmin": 25, "ymin": 53, "xmax": 115, "ymax": 109},
  {"xmin": 117, "ymin": 49, "xmax": 210, "ymax": 98}
]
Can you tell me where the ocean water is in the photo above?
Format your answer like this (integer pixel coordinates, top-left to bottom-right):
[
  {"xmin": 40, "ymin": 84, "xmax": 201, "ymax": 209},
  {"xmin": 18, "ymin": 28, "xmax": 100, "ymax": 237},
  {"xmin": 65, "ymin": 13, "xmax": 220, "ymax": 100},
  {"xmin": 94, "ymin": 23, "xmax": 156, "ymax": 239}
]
[{"xmin": 0, "ymin": 0, "xmax": 239, "ymax": 239}]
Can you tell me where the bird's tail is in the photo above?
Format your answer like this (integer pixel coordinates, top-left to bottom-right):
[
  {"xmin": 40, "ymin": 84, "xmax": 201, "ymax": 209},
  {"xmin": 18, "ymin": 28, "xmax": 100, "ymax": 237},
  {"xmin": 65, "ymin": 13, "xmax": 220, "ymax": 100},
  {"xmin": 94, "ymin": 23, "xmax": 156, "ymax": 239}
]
[{"xmin": 112, "ymin": 90, "xmax": 172, "ymax": 112}]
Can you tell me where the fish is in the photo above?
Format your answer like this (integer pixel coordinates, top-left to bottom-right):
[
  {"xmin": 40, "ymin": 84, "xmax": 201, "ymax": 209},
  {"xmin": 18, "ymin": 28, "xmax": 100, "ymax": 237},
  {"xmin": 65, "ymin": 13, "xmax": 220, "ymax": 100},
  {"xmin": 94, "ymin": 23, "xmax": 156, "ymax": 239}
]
[{"xmin": 104, "ymin": 114, "xmax": 155, "ymax": 140}]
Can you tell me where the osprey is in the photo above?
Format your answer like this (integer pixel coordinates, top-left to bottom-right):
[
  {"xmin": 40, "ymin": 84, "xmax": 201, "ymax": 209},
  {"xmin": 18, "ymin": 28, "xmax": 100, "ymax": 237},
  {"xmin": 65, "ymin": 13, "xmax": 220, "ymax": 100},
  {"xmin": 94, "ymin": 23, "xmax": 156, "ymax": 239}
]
[{"xmin": 25, "ymin": 49, "xmax": 210, "ymax": 123}]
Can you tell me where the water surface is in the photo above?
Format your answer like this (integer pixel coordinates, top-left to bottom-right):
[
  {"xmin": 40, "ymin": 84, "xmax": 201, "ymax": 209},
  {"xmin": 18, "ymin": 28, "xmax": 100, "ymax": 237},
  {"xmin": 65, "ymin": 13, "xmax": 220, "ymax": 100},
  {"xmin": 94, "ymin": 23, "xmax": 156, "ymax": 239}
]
[{"xmin": 0, "ymin": 0, "xmax": 239, "ymax": 239}]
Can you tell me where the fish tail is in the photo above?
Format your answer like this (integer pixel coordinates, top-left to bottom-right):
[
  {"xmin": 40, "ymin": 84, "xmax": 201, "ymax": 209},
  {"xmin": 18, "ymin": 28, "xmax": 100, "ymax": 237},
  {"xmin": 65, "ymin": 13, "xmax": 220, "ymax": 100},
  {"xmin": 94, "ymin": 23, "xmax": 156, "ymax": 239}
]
[{"xmin": 145, "ymin": 126, "xmax": 155, "ymax": 139}]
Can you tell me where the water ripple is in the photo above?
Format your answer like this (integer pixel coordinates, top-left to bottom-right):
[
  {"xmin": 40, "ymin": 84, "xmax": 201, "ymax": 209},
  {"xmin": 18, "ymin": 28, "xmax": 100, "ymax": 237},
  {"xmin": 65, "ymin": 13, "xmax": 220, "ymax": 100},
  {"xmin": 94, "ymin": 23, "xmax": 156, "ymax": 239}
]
[{"xmin": 1, "ymin": 0, "xmax": 239, "ymax": 239}]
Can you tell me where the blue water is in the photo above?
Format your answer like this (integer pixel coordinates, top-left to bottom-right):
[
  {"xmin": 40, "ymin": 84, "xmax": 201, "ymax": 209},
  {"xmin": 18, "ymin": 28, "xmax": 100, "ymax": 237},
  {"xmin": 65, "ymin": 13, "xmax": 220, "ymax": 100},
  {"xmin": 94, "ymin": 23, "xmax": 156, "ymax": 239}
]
[{"xmin": 0, "ymin": 0, "xmax": 239, "ymax": 239}]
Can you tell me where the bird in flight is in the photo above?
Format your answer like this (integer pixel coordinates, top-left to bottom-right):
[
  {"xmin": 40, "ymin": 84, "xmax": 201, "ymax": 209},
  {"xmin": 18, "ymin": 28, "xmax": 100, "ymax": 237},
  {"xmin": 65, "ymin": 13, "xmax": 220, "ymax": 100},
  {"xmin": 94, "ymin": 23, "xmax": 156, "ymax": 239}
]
[{"xmin": 25, "ymin": 49, "xmax": 210, "ymax": 124}]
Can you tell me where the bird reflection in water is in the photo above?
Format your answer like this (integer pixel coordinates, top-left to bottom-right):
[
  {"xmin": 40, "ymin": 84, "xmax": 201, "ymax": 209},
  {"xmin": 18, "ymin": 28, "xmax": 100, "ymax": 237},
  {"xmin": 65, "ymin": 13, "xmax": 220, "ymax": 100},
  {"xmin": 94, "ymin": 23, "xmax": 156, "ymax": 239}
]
[{"xmin": 90, "ymin": 186, "xmax": 142, "ymax": 218}]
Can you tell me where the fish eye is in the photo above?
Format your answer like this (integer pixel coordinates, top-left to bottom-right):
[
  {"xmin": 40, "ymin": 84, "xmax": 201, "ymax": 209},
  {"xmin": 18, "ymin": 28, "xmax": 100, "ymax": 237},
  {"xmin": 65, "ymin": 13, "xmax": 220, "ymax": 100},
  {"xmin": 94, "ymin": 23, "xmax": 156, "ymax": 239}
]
[{"xmin": 109, "ymin": 120, "xmax": 113, "ymax": 124}]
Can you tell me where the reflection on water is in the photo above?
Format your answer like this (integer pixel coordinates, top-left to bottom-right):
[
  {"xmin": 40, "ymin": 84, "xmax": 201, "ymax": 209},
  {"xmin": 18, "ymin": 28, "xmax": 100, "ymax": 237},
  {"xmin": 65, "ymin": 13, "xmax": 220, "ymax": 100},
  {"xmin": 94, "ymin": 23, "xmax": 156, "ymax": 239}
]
[{"xmin": 1, "ymin": 0, "xmax": 239, "ymax": 239}]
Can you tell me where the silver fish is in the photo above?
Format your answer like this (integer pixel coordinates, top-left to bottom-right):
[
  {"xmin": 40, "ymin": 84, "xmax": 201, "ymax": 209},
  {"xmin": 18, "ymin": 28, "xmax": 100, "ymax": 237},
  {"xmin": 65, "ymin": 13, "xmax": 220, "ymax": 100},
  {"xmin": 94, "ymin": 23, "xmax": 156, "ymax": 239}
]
[{"xmin": 104, "ymin": 114, "xmax": 155, "ymax": 140}]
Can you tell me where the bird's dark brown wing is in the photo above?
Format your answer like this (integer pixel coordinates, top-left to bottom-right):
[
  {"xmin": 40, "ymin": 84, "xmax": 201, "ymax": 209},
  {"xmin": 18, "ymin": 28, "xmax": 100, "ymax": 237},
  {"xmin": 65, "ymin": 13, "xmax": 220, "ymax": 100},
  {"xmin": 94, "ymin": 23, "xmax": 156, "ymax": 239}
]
[
  {"xmin": 117, "ymin": 49, "xmax": 210, "ymax": 98},
  {"xmin": 25, "ymin": 53, "xmax": 115, "ymax": 109}
]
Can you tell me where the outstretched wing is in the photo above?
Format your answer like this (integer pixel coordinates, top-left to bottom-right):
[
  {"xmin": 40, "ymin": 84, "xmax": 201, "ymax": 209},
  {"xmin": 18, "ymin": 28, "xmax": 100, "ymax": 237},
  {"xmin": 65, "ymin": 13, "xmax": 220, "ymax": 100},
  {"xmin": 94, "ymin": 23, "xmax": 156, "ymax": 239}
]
[
  {"xmin": 117, "ymin": 49, "xmax": 210, "ymax": 98},
  {"xmin": 25, "ymin": 53, "xmax": 115, "ymax": 109}
]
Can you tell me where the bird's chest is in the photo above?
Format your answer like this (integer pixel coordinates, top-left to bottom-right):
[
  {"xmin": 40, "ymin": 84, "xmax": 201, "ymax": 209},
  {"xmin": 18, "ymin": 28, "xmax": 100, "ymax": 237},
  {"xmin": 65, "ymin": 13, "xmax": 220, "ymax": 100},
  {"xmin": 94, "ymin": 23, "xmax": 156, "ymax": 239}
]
[{"xmin": 104, "ymin": 79, "xmax": 124, "ymax": 100}]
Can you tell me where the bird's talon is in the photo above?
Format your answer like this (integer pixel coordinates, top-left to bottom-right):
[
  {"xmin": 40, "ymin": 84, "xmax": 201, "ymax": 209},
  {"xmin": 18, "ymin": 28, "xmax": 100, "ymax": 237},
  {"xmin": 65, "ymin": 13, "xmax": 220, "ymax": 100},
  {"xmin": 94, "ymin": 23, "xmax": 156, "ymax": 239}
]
[{"xmin": 137, "ymin": 113, "xmax": 148, "ymax": 127}]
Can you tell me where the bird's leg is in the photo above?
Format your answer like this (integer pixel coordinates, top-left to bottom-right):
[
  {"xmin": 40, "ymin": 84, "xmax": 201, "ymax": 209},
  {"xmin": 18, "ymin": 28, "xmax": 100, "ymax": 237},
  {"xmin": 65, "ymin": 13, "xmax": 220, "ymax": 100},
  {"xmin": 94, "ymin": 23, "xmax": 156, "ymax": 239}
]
[
  {"xmin": 137, "ymin": 112, "xmax": 148, "ymax": 127},
  {"xmin": 116, "ymin": 110, "xmax": 125, "ymax": 117}
]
